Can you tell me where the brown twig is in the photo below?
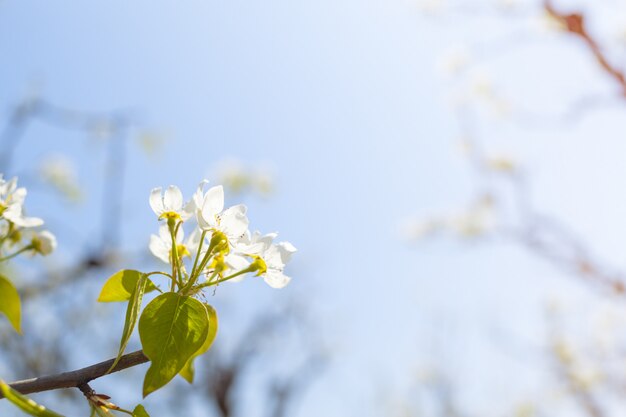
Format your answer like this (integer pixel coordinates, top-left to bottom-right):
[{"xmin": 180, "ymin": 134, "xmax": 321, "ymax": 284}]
[
  {"xmin": 544, "ymin": 0, "xmax": 626, "ymax": 97},
  {"xmin": 0, "ymin": 350, "xmax": 148, "ymax": 399}
]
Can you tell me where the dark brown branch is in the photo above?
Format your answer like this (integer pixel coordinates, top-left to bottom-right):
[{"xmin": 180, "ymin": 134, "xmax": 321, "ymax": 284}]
[{"xmin": 0, "ymin": 350, "xmax": 148, "ymax": 399}]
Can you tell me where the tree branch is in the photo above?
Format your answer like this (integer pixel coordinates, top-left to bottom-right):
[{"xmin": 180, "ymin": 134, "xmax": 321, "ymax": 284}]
[
  {"xmin": 0, "ymin": 350, "xmax": 148, "ymax": 399},
  {"xmin": 544, "ymin": 0, "xmax": 626, "ymax": 97}
]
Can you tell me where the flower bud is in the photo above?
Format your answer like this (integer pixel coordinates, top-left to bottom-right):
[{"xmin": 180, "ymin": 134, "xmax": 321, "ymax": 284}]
[
  {"xmin": 31, "ymin": 231, "xmax": 57, "ymax": 256},
  {"xmin": 248, "ymin": 255, "xmax": 267, "ymax": 276},
  {"xmin": 209, "ymin": 231, "xmax": 229, "ymax": 254}
]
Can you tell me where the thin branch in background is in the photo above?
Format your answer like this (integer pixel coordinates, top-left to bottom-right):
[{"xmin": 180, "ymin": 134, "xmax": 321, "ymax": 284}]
[
  {"xmin": 266, "ymin": 353, "xmax": 326, "ymax": 417},
  {"xmin": 514, "ymin": 94, "xmax": 626, "ymax": 129},
  {"xmin": 547, "ymin": 315, "xmax": 606, "ymax": 417},
  {"xmin": 101, "ymin": 127, "xmax": 127, "ymax": 250},
  {"xmin": 0, "ymin": 99, "xmax": 35, "ymax": 173},
  {"xmin": 455, "ymin": 104, "xmax": 626, "ymax": 298},
  {"xmin": 407, "ymin": 2, "xmax": 626, "ymax": 416},
  {"xmin": 199, "ymin": 306, "xmax": 326, "ymax": 417}
]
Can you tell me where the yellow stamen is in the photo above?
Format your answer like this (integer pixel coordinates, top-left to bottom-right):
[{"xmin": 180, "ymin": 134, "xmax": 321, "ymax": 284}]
[{"xmin": 158, "ymin": 211, "xmax": 181, "ymax": 221}]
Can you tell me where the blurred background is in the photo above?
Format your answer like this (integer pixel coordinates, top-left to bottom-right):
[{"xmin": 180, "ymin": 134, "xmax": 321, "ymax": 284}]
[{"xmin": 2, "ymin": 0, "xmax": 626, "ymax": 416}]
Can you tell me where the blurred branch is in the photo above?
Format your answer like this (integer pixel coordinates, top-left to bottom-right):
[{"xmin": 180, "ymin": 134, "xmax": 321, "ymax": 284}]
[
  {"xmin": 267, "ymin": 352, "xmax": 326, "ymax": 417},
  {"xmin": 548, "ymin": 323, "xmax": 606, "ymax": 417},
  {"xmin": 515, "ymin": 94, "xmax": 625, "ymax": 129},
  {"xmin": 453, "ymin": 105, "xmax": 626, "ymax": 297},
  {"xmin": 200, "ymin": 306, "xmax": 326, "ymax": 417},
  {"xmin": 19, "ymin": 252, "xmax": 115, "ymax": 301},
  {"xmin": 0, "ymin": 97, "xmax": 133, "ymax": 172}
]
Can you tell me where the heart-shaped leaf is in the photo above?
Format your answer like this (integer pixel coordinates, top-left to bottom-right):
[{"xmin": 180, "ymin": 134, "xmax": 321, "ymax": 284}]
[{"xmin": 139, "ymin": 293, "xmax": 209, "ymax": 397}]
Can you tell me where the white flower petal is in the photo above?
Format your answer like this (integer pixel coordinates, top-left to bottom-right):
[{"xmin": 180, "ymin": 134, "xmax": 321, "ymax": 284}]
[
  {"xmin": 277, "ymin": 241, "xmax": 297, "ymax": 264},
  {"xmin": 149, "ymin": 187, "xmax": 164, "ymax": 215},
  {"xmin": 11, "ymin": 188, "xmax": 26, "ymax": 205},
  {"xmin": 263, "ymin": 270, "xmax": 291, "ymax": 289},
  {"xmin": 149, "ymin": 234, "xmax": 171, "ymax": 264},
  {"xmin": 186, "ymin": 227, "xmax": 202, "ymax": 253},
  {"xmin": 157, "ymin": 224, "xmax": 171, "ymax": 242},
  {"xmin": 240, "ymin": 242, "xmax": 266, "ymax": 255},
  {"xmin": 264, "ymin": 245, "xmax": 285, "ymax": 269},
  {"xmin": 196, "ymin": 211, "xmax": 215, "ymax": 230},
  {"xmin": 12, "ymin": 215, "xmax": 44, "ymax": 228},
  {"xmin": 184, "ymin": 181, "xmax": 208, "ymax": 222},
  {"xmin": 4, "ymin": 205, "xmax": 44, "ymax": 228},
  {"xmin": 220, "ymin": 204, "xmax": 249, "ymax": 238},
  {"xmin": 225, "ymin": 253, "xmax": 250, "ymax": 270},
  {"xmin": 256, "ymin": 232, "xmax": 277, "ymax": 252},
  {"xmin": 192, "ymin": 180, "xmax": 209, "ymax": 209},
  {"xmin": 6, "ymin": 177, "xmax": 17, "ymax": 195},
  {"xmin": 163, "ymin": 185, "xmax": 183, "ymax": 211},
  {"xmin": 202, "ymin": 185, "xmax": 224, "ymax": 217},
  {"xmin": 182, "ymin": 200, "xmax": 196, "ymax": 221}
]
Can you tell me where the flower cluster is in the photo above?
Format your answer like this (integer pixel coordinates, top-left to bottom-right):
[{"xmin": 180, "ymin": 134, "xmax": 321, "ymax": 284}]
[
  {"xmin": 148, "ymin": 180, "xmax": 296, "ymax": 290},
  {"xmin": 0, "ymin": 174, "xmax": 56, "ymax": 260}
]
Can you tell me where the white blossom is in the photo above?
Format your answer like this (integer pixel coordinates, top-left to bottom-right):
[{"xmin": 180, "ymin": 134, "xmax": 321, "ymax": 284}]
[
  {"xmin": 195, "ymin": 184, "xmax": 249, "ymax": 242},
  {"xmin": 0, "ymin": 175, "xmax": 44, "ymax": 228},
  {"xmin": 149, "ymin": 224, "xmax": 200, "ymax": 264},
  {"xmin": 258, "ymin": 241, "xmax": 297, "ymax": 289},
  {"xmin": 227, "ymin": 230, "xmax": 297, "ymax": 289},
  {"xmin": 149, "ymin": 185, "xmax": 194, "ymax": 221}
]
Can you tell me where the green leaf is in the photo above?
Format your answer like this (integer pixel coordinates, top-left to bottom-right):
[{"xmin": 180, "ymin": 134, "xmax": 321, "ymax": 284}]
[
  {"xmin": 138, "ymin": 293, "xmax": 209, "ymax": 397},
  {"xmin": 98, "ymin": 270, "xmax": 155, "ymax": 302},
  {"xmin": 179, "ymin": 304, "xmax": 218, "ymax": 383},
  {"xmin": 0, "ymin": 380, "xmax": 64, "ymax": 417},
  {"xmin": 107, "ymin": 273, "xmax": 150, "ymax": 373},
  {"xmin": 0, "ymin": 274, "xmax": 21, "ymax": 333},
  {"xmin": 132, "ymin": 404, "xmax": 150, "ymax": 417}
]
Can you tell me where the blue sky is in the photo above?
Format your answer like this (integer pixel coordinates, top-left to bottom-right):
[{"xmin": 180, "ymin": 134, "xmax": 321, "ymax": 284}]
[{"xmin": 2, "ymin": 1, "xmax": 626, "ymax": 416}]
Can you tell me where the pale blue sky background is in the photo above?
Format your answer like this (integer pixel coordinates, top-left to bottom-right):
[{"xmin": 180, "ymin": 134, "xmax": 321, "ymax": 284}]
[{"xmin": 2, "ymin": 0, "xmax": 626, "ymax": 416}]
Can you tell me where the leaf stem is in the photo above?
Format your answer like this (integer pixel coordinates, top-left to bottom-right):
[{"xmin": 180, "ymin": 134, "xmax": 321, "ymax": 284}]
[{"xmin": 189, "ymin": 230, "xmax": 207, "ymax": 279}]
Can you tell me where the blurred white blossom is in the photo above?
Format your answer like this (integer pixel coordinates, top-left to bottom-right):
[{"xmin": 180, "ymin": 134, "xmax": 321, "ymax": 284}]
[
  {"xmin": 39, "ymin": 154, "xmax": 81, "ymax": 202},
  {"xmin": 486, "ymin": 155, "xmax": 516, "ymax": 173},
  {"xmin": 0, "ymin": 175, "xmax": 43, "ymax": 228},
  {"xmin": 213, "ymin": 158, "xmax": 274, "ymax": 197},
  {"xmin": 403, "ymin": 195, "xmax": 496, "ymax": 241},
  {"xmin": 437, "ymin": 47, "xmax": 471, "ymax": 76}
]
